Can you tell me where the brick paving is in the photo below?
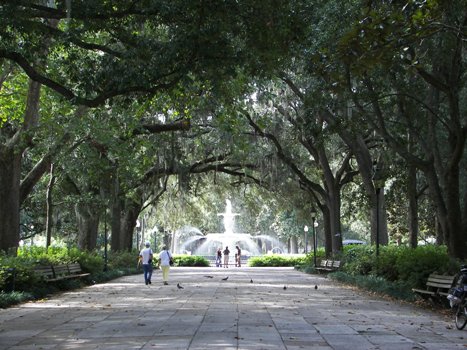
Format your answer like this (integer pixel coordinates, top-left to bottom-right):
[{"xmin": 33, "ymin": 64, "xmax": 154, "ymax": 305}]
[{"xmin": 0, "ymin": 267, "xmax": 466, "ymax": 349}]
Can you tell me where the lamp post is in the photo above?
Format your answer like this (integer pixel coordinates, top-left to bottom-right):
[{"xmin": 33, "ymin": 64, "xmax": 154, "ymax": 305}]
[
  {"xmin": 135, "ymin": 219, "xmax": 141, "ymax": 250},
  {"xmin": 104, "ymin": 210, "xmax": 108, "ymax": 272},
  {"xmin": 372, "ymin": 160, "xmax": 385, "ymax": 257},
  {"xmin": 375, "ymin": 185, "xmax": 380, "ymax": 257},
  {"xmin": 311, "ymin": 209, "xmax": 317, "ymax": 267},
  {"xmin": 304, "ymin": 225, "xmax": 309, "ymax": 254}
]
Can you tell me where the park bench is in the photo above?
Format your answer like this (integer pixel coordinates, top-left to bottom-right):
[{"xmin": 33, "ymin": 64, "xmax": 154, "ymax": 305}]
[
  {"xmin": 34, "ymin": 263, "xmax": 90, "ymax": 282},
  {"xmin": 67, "ymin": 263, "xmax": 91, "ymax": 278},
  {"xmin": 315, "ymin": 259, "xmax": 341, "ymax": 273},
  {"xmin": 412, "ymin": 273, "xmax": 456, "ymax": 301}
]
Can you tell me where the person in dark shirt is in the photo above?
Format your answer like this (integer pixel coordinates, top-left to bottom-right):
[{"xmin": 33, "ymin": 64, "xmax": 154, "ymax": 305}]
[
  {"xmin": 223, "ymin": 246, "xmax": 230, "ymax": 268},
  {"xmin": 216, "ymin": 248, "xmax": 222, "ymax": 267},
  {"xmin": 235, "ymin": 246, "xmax": 241, "ymax": 267}
]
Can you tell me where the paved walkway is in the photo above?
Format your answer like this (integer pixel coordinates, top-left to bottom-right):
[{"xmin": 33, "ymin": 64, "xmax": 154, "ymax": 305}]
[{"xmin": 0, "ymin": 267, "xmax": 465, "ymax": 350}]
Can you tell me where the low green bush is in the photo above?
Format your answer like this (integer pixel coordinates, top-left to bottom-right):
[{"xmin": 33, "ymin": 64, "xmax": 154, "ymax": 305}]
[
  {"xmin": 341, "ymin": 244, "xmax": 459, "ymax": 289},
  {"xmin": 68, "ymin": 248, "xmax": 105, "ymax": 274},
  {"xmin": 391, "ymin": 245, "xmax": 456, "ymax": 288},
  {"xmin": 248, "ymin": 255, "xmax": 306, "ymax": 267},
  {"xmin": 174, "ymin": 255, "xmax": 210, "ymax": 267},
  {"xmin": 0, "ymin": 291, "xmax": 34, "ymax": 309},
  {"xmin": 0, "ymin": 247, "xmax": 144, "ymax": 308},
  {"xmin": 330, "ymin": 271, "xmax": 415, "ymax": 301},
  {"xmin": 17, "ymin": 246, "xmax": 72, "ymax": 265},
  {"xmin": 341, "ymin": 244, "xmax": 376, "ymax": 276},
  {"xmin": 108, "ymin": 250, "xmax": 140, "ymax": 271},
  {"xmin": 319, "ymin": 244, "xmax": 464, "ymax": 302}
]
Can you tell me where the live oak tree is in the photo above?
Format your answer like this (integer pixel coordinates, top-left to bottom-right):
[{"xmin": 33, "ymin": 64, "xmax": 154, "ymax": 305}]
[
  {"xmin": 0, "ymin": 0, "xmax": 304, "ymax": 253},
  {"xmin": 335, "ymin": 0, "xmax": 467, "ymax": 259},
  {"xmin": 239, "ymin": 82, "xmax": 358, "ymax": 256}
]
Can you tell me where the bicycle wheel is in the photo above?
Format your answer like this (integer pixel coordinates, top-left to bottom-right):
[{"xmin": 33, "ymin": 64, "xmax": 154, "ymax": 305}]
[{"xmin": 455, "ymin": 302, "xmax": 467, "ymax": 330}]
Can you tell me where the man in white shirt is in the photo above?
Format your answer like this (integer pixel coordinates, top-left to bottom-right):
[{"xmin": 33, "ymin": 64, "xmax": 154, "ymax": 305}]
[{"xmin": 139, "ymin": 242, "xmax": 153, "ymax": 285}]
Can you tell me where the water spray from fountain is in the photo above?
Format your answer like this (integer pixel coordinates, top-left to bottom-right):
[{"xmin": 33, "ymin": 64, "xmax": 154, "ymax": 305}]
[
  {"xmin": 175, "ymin": 199, "xmax": 286, "ymax": 256},
  {"xmin": 217, "ymin": 199, "xmax": 238, "ymax": 235}
]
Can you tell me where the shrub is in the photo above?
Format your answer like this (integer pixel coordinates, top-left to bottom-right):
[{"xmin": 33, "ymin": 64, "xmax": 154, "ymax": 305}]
[
  {"xmin": 174, "ymin": 255, "xmax": 210, "ymax": 267},
  {"xmin": 107, "ymin": 250, "xmax": 139, "ymax": 270},
  {"xmin": 0, "ymin": 247, "xmax": 150, "ymax": 308},
  {"xmin": 333, "ymin": 244, "xmax": 463, "ymax": 301},
  {"xmin": 393, "ymin": 245, "xmax": 455, "ymax": 288},
  {"xmin": 0, "ymin": 291, "xmax": 34, "ymax": 309},
  {"xmin": 0, "ymin": 253, "xmax": 42, "ymax": 292},
  {"xmin": 342, "ymin": 244, "xmax": 376, "ymax": 275},
  {"xmin": 63, "ymin": 248, "xmax": 105, "ymax": 274},
  {"xmin": 17, "ymin": 246, "xmax": 70, "ymax": 264},
  {"xmin": 248, "ymin": 255, "xmax": 306, "ymax": 267},
  {"xmin": 330, "ymin": 272, "xmax": 415, "ymax": 301},
  {"xmin": 341, "ymin": 244, "xmax": 457, "ymax": 287},
  {"xmin": 374, "ymin": 245, "xmax": 402, "ymax": 281}
]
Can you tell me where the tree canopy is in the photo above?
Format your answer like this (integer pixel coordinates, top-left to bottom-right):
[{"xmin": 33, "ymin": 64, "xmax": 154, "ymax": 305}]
[{"xmin": 1, "ymin": 0, "xmax": 466, "ymax": 260}]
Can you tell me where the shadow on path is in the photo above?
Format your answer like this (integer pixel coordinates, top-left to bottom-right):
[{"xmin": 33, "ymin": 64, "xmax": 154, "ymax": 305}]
[{"xmin": 0, "ymin": 267, "xmax": 465, "ymax": 350}]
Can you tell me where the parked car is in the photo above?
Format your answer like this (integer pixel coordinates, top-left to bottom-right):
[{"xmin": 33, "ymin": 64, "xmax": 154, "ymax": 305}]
[{"xmin": 342, "ymin": 239, "xmax": 367, "ymax": 245}]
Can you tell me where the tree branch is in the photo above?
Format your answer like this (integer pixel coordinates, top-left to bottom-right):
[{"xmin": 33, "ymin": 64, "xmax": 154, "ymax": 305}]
[
  {"xmin": 243, "ymin": 111, "xmax": 325, "ymax": 197},
  {"xmin": 22, "ymin": 1, "xmax": 155, "ymax": 20},
  {"xmin": 134, "ymin": 119, "xmax": 191, "ymax": 135},
  {"xmin": 0, "ymin": 50, "xmax": 183, "ymax": 107}
]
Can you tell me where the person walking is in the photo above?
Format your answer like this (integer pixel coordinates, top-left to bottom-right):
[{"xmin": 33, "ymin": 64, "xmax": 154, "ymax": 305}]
[
  {"xmin": 158, "ymin": 246, "xmax": 172, "ymax": 285},
  {"xmin": 139, "ymin": 242, "xmax": 153, "ymax": 285},
  {"xmin": 236, "ymin": 245, "xmax": 241, "ymax": 267},
  {"xmin": 223, "ymin": 246, "xmax": 230, "ymax": 268},
  {"xmin": 216, "ymin": 248, "xmax": 222, "ymax": 267}
]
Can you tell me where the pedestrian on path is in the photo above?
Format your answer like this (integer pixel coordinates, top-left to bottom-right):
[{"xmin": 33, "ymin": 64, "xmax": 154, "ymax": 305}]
[
  {"xmin": 139, "ymin": 242, "xmax": 153, "ymax": 285},
  {"xmin": 223, "ymin": 246, "xmax": 230, "ymax": 268},
  {"xmin": 236, "ymin": 245, "xmax": 241, "ymax": 267},
  {"xmin": 216, "ymin": 247, "xmax": 222, "ymax": 267},
  {"xmin": 158, "ymin": 246, "xmax": 172, "ymax": 285}
]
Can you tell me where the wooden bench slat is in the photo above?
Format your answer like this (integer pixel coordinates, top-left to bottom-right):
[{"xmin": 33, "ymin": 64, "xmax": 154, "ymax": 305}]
[
  {"xmin": 67, "ymin": 263, "xmax": 90, "ymax": 278},
  {"xmin": 427, "ymin": 277, "xmax": 455, "ymax": 283},
  {"xmin": 412, "ymin": 288, "xmax": 436, "ymax": 295},
  {"xmin": 35, "ymin": 263, "xmax": 89, "ymax": 282},
  {"xmin": 315, "ymin": 259, "xmax": 341, "ymax": 273},
  {"xmin": 53, "ymin": 265, "xmax": 69, "ymax": 277},
  {"xmin": 34, "ymin": 266, "xmax": 55, "ymax": 280},
  {"xmin": 412, "ymin": 273, "xmax": 456, "ymax": 301},
  {"xmin": 426, "ymin": 282, "xmax": 453, "ymax": 288}
]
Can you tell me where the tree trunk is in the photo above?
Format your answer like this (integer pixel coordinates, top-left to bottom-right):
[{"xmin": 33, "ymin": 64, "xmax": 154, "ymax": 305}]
[
  {"xmin": 119, "ymin": 199, "xmax": 142, "ymax": 252},
  {"xmin": 315, "ymin": 145, "xmax": 345, "ymax": 255},
  {"xmin": 407, "ymin": 161, "xmax": 419, "ymax": 248},
  {"xmin": 45, "ymin": 163, "xmax": 55, "ymax": 248},
  {"xmin": 321, "ymin": 205, "xmax": 332, "ymax": 257},
  {"xmin": 416, "ymin": 28, "xmax": 465, "ymax": 259},
  {"xmin": 425, "ymin": 165, "xmax": 449, "ymax": 244},
  {"xmin": 370, "ymin": 188, "xmax": 388, "ymax": 246},
  {"xmin": 289, "ymin": 236, "xmax": 298, "ymax": 254},
  {"xmin": 445, "ymin": 162, "xmax": 466, "ymax": 259},
  {"xmin": 379, "ymin": 191, "xmax": 388, "ymax": 245},
  {"xmin": 109, "ymin": 166, "xmax": 122, "ymax": 251},
  {"xmin": 327, "ymin": 189, "xmax": 343, "ymax": 254},
  {"xmin": 321, "ymin": 111, "xmax": 389, "ymax": 247},
  {"xmin": 0, "ymin": 148, "xmax": 21, "ymax": 254},
  {"xmin": 0, "ymin": 79, "xmax": 41, "ymax": 253},
  {"xmin": 75, "ymin": 201, "xmax": 99, "ymax": 250}
]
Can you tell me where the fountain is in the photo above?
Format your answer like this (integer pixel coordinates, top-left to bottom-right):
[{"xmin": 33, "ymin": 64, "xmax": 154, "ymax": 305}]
[{"xmin": 176, "ymin": 199, "xmax": 286, "ymax": 256}]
